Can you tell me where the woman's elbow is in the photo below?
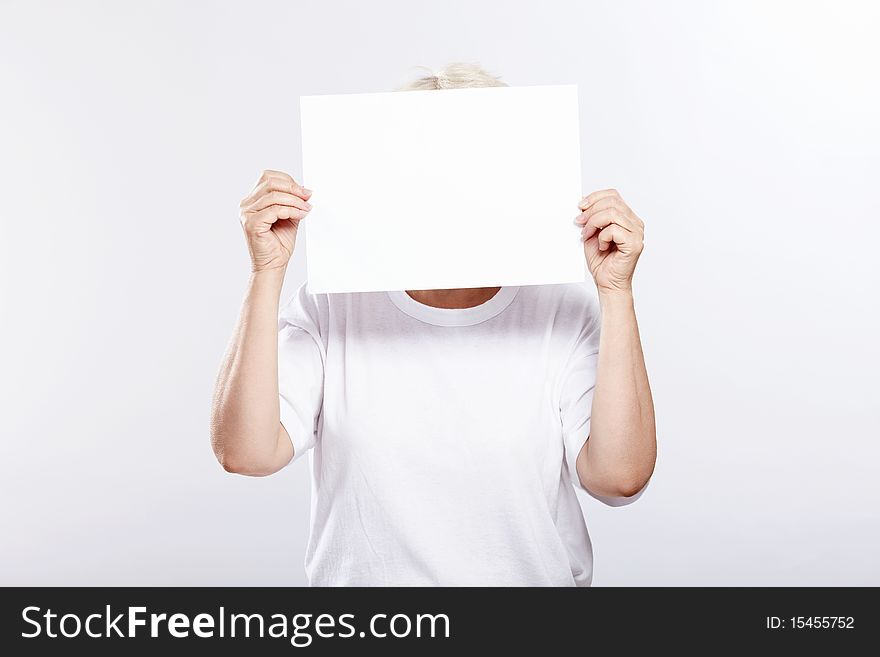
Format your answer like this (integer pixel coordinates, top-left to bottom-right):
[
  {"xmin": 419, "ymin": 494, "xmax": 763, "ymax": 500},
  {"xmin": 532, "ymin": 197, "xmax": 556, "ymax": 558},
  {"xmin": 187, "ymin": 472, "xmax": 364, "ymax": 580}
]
[
  {"xmin": 210, "ymin": 427, "xmax": 281, "ymax": 477},
  {"xmin": 581, "ymin": 475, "xmax": 648, "ymax": 499},
  {"xmin": 609, "ymin": 475, "xmax": 650, "ymax": 499},
  {"xmin": 580, "ymin": 463, "xmax": 654, "ymax": 499},
  {"xmin": 220, "ymin": 457, "xmax": 269, "ymax": 476},
  {"xmin": 214, "ymin": 447, "xmax": 280, "ymax": 477}
]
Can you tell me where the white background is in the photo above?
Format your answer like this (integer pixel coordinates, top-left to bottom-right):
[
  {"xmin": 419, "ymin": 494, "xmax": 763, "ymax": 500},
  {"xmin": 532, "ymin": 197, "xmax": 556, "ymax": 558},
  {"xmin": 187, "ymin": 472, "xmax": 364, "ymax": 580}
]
[{"xmin": 1, "ymin": 0, "xmax": 877, "ymax": 585}]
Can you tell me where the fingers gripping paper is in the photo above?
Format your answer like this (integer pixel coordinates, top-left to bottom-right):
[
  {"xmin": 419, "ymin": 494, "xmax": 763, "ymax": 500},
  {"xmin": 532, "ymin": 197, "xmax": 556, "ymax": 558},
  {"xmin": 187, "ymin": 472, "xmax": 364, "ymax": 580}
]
[{"xmin": 299, "ymin": 84, "xmax": 585, "ymax": 293}]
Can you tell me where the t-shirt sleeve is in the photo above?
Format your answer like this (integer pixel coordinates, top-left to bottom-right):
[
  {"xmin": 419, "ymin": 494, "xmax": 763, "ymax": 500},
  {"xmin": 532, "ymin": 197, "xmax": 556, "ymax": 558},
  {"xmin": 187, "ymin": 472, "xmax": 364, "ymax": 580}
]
[
  {"xmin": 559, "ymin": 295, "xmax": 601, "ymax": 491},
  {"xmin": 277, "ymin": 283, "xmax": 325, "ymax": 463}
]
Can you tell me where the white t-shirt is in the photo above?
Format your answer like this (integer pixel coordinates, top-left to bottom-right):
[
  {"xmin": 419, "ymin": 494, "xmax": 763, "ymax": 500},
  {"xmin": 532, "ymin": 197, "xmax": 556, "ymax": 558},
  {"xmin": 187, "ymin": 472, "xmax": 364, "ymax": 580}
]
[{"xmin": 278, "ymin": 282, "xmax": 602, "ymax": 586}]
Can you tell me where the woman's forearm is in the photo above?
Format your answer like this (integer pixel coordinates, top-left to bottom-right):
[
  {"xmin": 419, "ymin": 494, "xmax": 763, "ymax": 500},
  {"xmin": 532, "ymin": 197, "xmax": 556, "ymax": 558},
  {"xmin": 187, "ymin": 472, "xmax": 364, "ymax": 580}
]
[
  {"xmin": 577, "ymin": 290, "xmax": 656, "ymax": 497},
  {"xmin": 210, "ymin": 267, "xmax": 293, "ymax": 475}
]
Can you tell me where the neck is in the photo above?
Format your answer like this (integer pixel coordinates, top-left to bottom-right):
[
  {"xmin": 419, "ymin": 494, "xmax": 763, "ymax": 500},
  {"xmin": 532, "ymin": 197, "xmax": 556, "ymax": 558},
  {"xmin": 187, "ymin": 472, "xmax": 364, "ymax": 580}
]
[{"xmin": 406, "ymin": 287, "xmax": 502, "ymax": 309}]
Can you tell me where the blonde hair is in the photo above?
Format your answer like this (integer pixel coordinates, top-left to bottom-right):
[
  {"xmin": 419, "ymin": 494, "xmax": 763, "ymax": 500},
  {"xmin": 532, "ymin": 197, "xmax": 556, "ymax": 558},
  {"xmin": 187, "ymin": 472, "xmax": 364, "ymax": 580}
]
[{"xmin": 397, "ymin": 63, "xmax": 507, "ymax": 91}]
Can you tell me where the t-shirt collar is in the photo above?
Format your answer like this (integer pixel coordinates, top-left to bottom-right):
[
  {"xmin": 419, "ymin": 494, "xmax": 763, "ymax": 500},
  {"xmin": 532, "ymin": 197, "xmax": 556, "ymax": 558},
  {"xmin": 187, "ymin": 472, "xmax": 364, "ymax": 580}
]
[{"xmin": 386, "ymin": 287, "xmax": 520, "ymax": 327}]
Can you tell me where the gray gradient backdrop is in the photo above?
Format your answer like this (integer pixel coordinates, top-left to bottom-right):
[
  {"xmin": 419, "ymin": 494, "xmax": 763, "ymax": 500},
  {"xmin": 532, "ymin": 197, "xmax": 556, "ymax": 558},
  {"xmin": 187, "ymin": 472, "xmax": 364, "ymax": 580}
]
[{"xmin": 1, "ymin": 0, "xmax": 878, "ymax": 585}]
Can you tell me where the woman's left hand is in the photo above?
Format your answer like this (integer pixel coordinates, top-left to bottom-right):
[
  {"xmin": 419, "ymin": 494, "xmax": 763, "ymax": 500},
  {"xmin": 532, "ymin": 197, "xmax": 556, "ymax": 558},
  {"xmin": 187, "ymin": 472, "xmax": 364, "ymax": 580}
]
[{"xmin": 576, "ymin": 189, "xmax": 645, "ymax": 295}]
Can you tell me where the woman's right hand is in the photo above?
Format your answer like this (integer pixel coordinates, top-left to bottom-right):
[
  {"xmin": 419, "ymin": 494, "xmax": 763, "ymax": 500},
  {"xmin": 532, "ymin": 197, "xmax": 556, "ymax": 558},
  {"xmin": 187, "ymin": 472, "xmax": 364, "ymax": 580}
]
[{"xmin": 239, "ymin": 169, "xmax": 313, "ymax": 272}]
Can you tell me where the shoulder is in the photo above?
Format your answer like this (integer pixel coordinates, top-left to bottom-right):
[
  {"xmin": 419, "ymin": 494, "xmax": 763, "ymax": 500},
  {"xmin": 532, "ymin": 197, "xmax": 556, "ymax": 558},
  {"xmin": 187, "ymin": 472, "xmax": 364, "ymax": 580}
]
[
  {"xmin": 516, "ymin": 282, "xmax": 600, "ymax": 323},
  {"xmin": 513, "ymin": 283, "xmax": 601, "ymax": 355},
  {"xmin": 279, "ymin": 282, "xmax": 330, "ymax": 329},
  {"xmin": 280, "ymin": 284, "xmax": 384, "ymax": 332}
]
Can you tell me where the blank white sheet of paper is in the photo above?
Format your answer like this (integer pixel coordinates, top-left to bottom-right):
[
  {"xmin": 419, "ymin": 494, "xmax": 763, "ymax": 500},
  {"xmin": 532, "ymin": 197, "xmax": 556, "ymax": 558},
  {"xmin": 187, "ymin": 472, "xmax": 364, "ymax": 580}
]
[{"xmin": 299, "ymin": 84, "xmax": 585, "ymax": 293}]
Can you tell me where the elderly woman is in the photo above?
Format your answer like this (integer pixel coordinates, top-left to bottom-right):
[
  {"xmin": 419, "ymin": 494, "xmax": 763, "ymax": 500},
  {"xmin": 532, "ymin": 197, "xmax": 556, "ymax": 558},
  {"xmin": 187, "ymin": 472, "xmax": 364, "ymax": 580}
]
[{"xmin": 211, "ymin": 63, "xmax": 656, "ymax": 586}]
